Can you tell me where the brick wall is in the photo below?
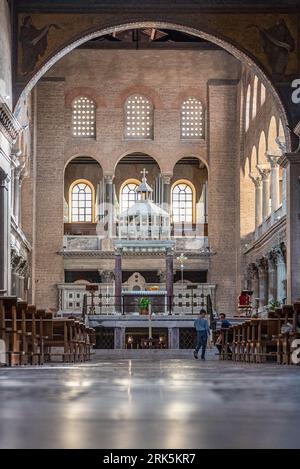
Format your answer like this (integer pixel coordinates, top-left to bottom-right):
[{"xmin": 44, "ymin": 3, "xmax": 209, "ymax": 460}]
[{"xmin": 23, "ymin": 48, "xmax": 243, "ymax": 311}]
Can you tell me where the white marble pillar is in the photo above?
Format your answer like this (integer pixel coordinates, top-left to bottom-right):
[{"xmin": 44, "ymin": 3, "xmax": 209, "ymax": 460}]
[
  {"xmin": 267, "ymin": 252, "xmax": 277, "ymax": 303},
  {"xmin": 275, "ymin": 246, "xmax": 287, "ymax": 304},
  {"xmin": 266, "ymin": 154, "xmax": 280, "ymax": 215},
  {"xmin": 249, "ymin": 173, "xmax": 263, "ymax": 231},
  {"xmin": 282, "ymin": 167, "xmax": 287, "ymax": 213},
  {"xmin": 168, "ymin": 327, "xmax": 179, "ymax": 349},
  {"xmin": 13, "ymin": 168, "xmax": 22, "ymax": 225},
  {"xmin": 114, "ymin": 327, "xmax": 125, "ymax": 349},
  {"xmin": 247, "ymin": 263, "xmax": 259, "ymax": 301},
  {"xmin": 104, "ymin": 174, "xmax": 114, "ymax": 238},
  {"xmin": 257, "ymin": 165, "xmax": 271, "ymax": 222},
  {"xmin": 162, "ymin": 174, "xmax": 172, "ymax": 214},
  {"xmin": 257, "ymin": 258, "xmax": 268, "ymax": 308}
]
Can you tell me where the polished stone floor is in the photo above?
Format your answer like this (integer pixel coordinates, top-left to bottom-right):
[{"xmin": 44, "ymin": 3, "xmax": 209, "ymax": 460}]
[{"xmin": 0, "ymin": 356, "xmax": 300, "ymax": 449}]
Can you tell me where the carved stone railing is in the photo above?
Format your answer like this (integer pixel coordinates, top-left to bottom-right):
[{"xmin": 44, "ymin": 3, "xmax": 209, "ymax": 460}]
[
  {"xmin": 255, "ymin": 205, "xmax": 286, "ymax": 241},
  {"xmin": 0, "ymin": 99, "xmax": 22, "ymax": 143}
]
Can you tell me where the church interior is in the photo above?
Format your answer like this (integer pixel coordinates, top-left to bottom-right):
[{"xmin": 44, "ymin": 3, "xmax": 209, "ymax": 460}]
[{"xmin": 1, "ymin": 0, "xmax": 300, "ymax": 450}]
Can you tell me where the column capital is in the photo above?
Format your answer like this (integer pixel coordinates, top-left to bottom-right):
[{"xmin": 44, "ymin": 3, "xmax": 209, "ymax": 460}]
[
  {"xmin": 0, "ymin": 168, "xmax": 9, "ymax": 187},
  {"xmin": 114, "ymin": 246, "xmax": 122, "ymax": 256},
  {"xmin": 267, "ymin": 250, "xmax": 278, "ymax": 269},
  {"xmin": 247, "ymin": 262, "xmax": 258, "ymax": 279},
  {"xmin": 249, "ymin": 172, "xmax": 262, "ymax": 187},
  {"xmin": 257, "ymin": 257, "xmax": 268, "ymax": 273},
  {"xmin": 266, "ymin": 153, "xmax": 281, "ymax": 168},
  {"xmin": 161, "ymin": 173, "xmax": 173, "ymax": 185},
  {"xmin": 275, "ymin": 136, "xmax": 287, "ymax": 156},
  {"xmin": 10, "ymin": 148, "xmax": 22, "ymax": 168},
  {"xmin": 103, "ymin": 173, "xmax": 114, "ymax": 183},
  {"xmin": 166, "ymin": 246, "xmax": 174, "ymax": 256},
  {"xmin": 272, "ymin": 243, "xmax": 286, "ymax": 264},
  {"xmin": 256, "ymin": 164, "xmax": 271, "ymax": 180}
]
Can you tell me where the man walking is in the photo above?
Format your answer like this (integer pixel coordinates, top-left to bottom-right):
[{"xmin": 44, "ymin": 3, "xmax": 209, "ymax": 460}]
[{"xmin": 193, "ymin": 309, "xmax": 210, "ymax": 360}]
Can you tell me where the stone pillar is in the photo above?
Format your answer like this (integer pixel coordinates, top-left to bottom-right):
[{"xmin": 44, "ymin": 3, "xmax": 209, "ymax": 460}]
[
  {"xmin": 0, "ymin": 169, "xmax": 9, "ymax": 294},
  {"xmin": 257, "ymin": 165, "xmax": 271, "ymax": 222},
  {"xmin": 247, "ymin": 263, "xmax": 259, "ymax": 301},
  {"xmin": 166, "ymin": 248, "xmax": 174, "ymax": 315},
  {"xmin": 267, "ymin": 251, "xmax": 277, "ymax": 303},
  {"xmin": 266, "ymin": 154, "xmax": 280, "ymax": 215},
  {"xmin": 249, "ymin": 173, "xmax": 263, "ymax": 231},
  {"xmin": 282, "ymin": 167, "xmax": 287, "ymax": 213},
  {"xmin": 13, "ymin": 167, "xmax": 23, "ymax": 225},
  {"xmin": 275, "ymin": 244, "xmax": 287, "ymax": 304},
  {"xmin": 104, "ymin": 174, "xmax": 114, "ymax": 238},
  {"xmin": 162, "ymin": 174, "xmax": 172, "ymax": 214},
  {"xmin": 257, "ymin": 257, "xmax": 268, "ymax": 308},
  {"xmin": 281, "ymin": 152, "xmax": 300, "ymax": 303},
  {"xmin": 115, "ymin": 248, "xmax": 122, "ymax": 314},
  {"xmin": 114, "ymin": 327, "xmax": 125, "ymax": 349},
  {"xmin": 168, "ymin": 327, "xmax": 179, "ymax": 349}
]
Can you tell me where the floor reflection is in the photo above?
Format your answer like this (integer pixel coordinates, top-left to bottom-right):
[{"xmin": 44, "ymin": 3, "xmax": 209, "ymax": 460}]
[{"xmin": 0, "ymin": 358, "xmax": 300, "ymax": 448}]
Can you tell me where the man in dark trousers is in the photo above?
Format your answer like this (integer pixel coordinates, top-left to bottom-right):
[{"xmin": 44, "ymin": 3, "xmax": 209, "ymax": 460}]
[{"xmin": 193, "ymin": 309, "xmax": 210, "ymax": 360}]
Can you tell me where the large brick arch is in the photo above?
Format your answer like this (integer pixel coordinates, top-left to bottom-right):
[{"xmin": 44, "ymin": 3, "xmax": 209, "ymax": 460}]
[{"xmin": 14, "ymin": 20, "xmax": 292, "ymax": 151}]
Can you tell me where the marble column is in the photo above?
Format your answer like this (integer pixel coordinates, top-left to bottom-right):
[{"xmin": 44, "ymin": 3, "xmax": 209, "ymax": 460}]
[
  {"xmin": 275, "ymin": 245, "xmax": 287, "ymax": 304},
  {"xmin": 247, "ymin": 263, "xmax": 259, "ymax": 301},
  {"xmin": 168, "ymin": 327, "xmax": 179, "ymax": 349},
  {"xmin": 249, "ymin": 173, "xmax": 263, "ymax": 231},
  {"xmin": 266, "ymin": 154, "xmax": 280, "ymax": 215},
  {"xmin": 166, "ymin": 248, "xmax": 174, "ymax": 315},
  {"xmin": 257, "ymin": 165, "xmax": 271, "ymax": 222},
  {"xmin": 0, "ymin": 169, "xmax": 9, "ymax": 294},
  {"xmin": 114, "ymin": 249, "xmax": 122, "ymax": 314},
  {"xmin": 281, "ymin": 152, "xmax": 300, "ymax": 303},
  {"xmin": 267, "ymin": 251, "xmax": 277, "ymax": 303},
  {"xmin": 104, "ymin": 174, "xmax": 114, "ymax": 237},
  {"xmin": 257, "ymin": 257, "xmax": 268, "ymax": 308},
  {"xmin": 13, "ymin": 167, "xmax": 22, "ymax": 225},
  {"xmin": 114, "ymin": 327, "xmax": 125, "ymax": 349},
  {"xmin": 282, "ymin": 167, "xmax": 287, "ymax": 213},
  {"xmin": 162, "ymin": 174, "xmax": 172, "ymax": 214}
]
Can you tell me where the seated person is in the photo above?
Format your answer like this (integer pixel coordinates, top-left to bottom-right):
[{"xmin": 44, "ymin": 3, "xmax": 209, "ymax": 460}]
[
  {"xmin": 216, "ymin": 313, "xmax": 232, "ymax": 354},
  {"xmin": 238, "ymin": 290, "xmax": 251, "ymax": 307}
]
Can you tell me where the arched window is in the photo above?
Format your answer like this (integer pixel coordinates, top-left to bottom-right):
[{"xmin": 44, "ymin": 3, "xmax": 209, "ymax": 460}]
[
  {"xmin": 181, "ymin": 98, "xmax": 204, "ymax": 139},
  {"xmin": 267, "ymin": 116, "xmax": 278, "ymax": 153},
  {"xmin": 245, "ymin": 84, "xmax": 251, "ymax": 131},
  {"xmin": 69, "ymin": 180, "xmax": 94, "ymax": 222},
  {"xmin": 72, "ymin": 97, "xmax": 96, "ymax": 138},
  {"xmin": 260, "ymin": 83, "xmax": 266, "ymax": 106},
  {"xmin": 250, "ymin": 145, "xmax": 258, "ymax": 173},
  {"xmin": 258, "ymin": 131, "xmax": 267, "ymax": 164},
  {"xmin": 252, "ymin": 76, "xmax": 258, "ymax": 119},
  {"xmin": 120, "ymin": 179, "xmax": 141, "ymax": 212},
  {"xmin": 124, "ymin": 95, "xmax": 153, "ymax": 139},
  {"xmin": 171, "ymin": 180, "xmax": 195, "ymax": 223}
]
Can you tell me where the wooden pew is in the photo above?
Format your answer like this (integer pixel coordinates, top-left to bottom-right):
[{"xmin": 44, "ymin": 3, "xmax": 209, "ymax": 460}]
[
  {"xmin": 0, "ymin": 296, "xmax": 21, "ymax": 366},
  {"xmin": 1, "ymin": 296, "xmax": 95, "ymax": 366}
]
